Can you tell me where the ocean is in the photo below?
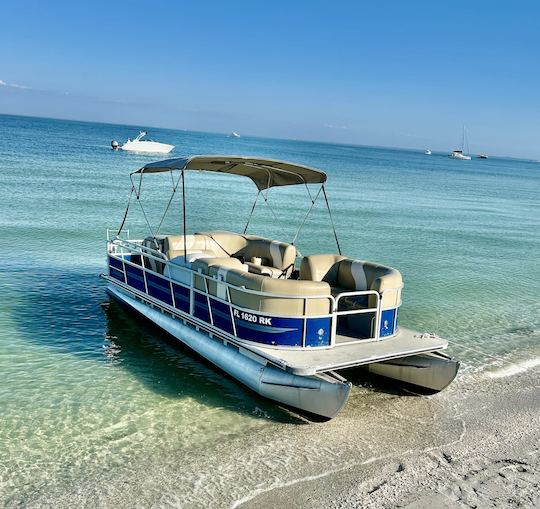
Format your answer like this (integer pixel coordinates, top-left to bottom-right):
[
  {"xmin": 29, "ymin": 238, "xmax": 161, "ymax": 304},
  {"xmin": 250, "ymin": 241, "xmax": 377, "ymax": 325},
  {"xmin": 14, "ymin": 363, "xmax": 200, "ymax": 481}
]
[{"xmin": 0, "ymin": 113, "xmax": 539, "ymax": 507}]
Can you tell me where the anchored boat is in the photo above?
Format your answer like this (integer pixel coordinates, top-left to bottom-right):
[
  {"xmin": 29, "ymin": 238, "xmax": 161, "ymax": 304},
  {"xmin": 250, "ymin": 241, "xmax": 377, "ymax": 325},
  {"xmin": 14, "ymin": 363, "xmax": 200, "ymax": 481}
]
[
  {"xmin": 103, "ymin": 156, "xmax": 459, "ymax": 420},
  {"xmin": 112, "ymin": 131, "xmax": 174, "ymax": 154},
  {"xmin": 449, "ymin": 126, "xmax": 472, "ymax": 160}
]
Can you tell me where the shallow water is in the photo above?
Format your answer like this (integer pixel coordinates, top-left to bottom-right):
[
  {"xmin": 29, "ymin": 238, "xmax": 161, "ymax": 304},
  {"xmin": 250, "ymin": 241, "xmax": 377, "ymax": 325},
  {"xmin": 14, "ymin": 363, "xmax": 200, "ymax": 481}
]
[{"xmin": 0, "ymin": 113, "xmax": 539, "ymax": 506}]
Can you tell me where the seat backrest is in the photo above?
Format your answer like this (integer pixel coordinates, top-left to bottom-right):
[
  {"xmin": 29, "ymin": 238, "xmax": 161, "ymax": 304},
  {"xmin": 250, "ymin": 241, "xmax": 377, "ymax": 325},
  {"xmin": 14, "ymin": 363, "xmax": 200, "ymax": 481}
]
[
  {"xmin": 337, "ymin": 259, "xmax": 402, "ymax": 308},
  {"xmin": 337, "ymin": 259, "xmax": 401, "ymax": 290},
  {"xmin": 225, "ymin": 269, "xmax": 331, "ymax": 316},
  {"xmin": 241, "ymin": 237, "xmax": 296, "ymax": 272},
  {"xmin": 142, "ymin": 235, "xmax": 168, "ymax": 273},
  {"xmin": 191, "ymin": 257, "xmax": 248, "ymax": 296},
  {"xmin": 300, "ymin": 254, "xmax": 402, "ymax": 308},
  {"xmin": 200, "ymin": 231, "xmax": 249, "ymax": 255},
  {"xmin": 199, "ymin": 231, "xmax": 297, "ymax": 275},
  {"xmin": 299, "ymin": 254, "xmax": 346, "ymax": 283},
  {"xmin": 165, "ymin": 234, "xmax": 221, "ymax": 259}
]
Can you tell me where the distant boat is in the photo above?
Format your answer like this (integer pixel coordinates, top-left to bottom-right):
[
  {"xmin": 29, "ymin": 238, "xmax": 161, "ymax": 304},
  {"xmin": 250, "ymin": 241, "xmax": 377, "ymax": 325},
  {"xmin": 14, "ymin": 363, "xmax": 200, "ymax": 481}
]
[
  {"xmin": 449, "ymin": 126, "xmax": 471, "ymax": 160},
  {"xmin": 230, "ymin": 132, "xmax": 241, "ymax": 138},
  {"xmin": 478, "ymin": 154, "xmax": 488, "ymax": 159},
  {"xmin": 450, "ymin": 150, "xmax": 471, "ymax": 160},
  {"xmin": 424, "ymin": 149, "xmax": 432, "ymax": 155},
  {"xmin": 112, "ymin": 131, "xmax": 174, "ymax": 154}
]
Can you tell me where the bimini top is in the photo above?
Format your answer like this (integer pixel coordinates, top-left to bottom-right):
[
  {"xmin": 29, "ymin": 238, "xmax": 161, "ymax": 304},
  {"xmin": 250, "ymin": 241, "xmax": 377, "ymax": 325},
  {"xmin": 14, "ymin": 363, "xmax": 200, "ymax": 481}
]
[{"xmin": 133, "ymin": 155, "xmax": 327, "ymax": 191}]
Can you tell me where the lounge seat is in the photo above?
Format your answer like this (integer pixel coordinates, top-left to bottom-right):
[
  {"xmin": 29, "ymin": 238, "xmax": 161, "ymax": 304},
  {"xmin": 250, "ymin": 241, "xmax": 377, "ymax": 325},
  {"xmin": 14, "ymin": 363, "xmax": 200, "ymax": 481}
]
[
  {"xmin": 300, "ymin": 254, "xmax": 402, "ymax": 309},
  {"xmin": 300, "ymin": 254, "xmax": 402, "ymax": 338},
  {"xmin": 151, "ymin": 231, "xmax": 297, "ymax": 278},
  {"xmin": 224, "ymin": 269, "xmax": 332, "ymax": 316}
]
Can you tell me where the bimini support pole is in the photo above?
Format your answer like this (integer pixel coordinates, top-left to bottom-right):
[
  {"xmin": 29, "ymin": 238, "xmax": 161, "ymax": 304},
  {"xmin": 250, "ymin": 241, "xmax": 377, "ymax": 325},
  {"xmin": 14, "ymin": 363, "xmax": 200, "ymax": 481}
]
[
  {"xmin": 130, "ymin": 171, "xmax": 157, "ymax": 245},
  {"xmin": 116, "ymin": 185, "xmax": 135, "ymax": 237},
  {"xmin": 243, "ymin": 191, "xmax": 260, "ymax": 234},
  {"xmin": 181, "ymin": 169, "xmax": 187, "ymax": 264},
  {"xmin": 291, "ymin": 185, "xmax": 323, "ymax": 246},
  {"xmin": 322, "ymin": 184, "xmax": 342, "ymax": 255}
]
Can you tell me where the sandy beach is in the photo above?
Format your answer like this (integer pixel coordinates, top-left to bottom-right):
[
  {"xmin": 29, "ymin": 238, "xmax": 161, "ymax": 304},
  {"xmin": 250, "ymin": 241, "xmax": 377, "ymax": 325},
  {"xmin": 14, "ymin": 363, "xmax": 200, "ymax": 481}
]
[{"xmin": 239, "ymin": 365, "xmax": 540, "ymax": 509}]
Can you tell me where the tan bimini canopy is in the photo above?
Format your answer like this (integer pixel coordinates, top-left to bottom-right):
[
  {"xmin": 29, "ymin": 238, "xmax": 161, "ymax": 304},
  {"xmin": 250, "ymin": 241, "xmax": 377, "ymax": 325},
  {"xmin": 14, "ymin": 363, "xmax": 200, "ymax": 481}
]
[{"xmin": 133, "ymin": 155, "xmax": 327, "ymax": 191}]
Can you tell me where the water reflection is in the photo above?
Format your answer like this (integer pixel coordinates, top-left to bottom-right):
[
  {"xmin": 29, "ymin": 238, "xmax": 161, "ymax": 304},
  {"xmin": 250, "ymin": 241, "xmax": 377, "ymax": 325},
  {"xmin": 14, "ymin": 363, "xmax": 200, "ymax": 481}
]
[{"xmin": 102, "ymin": 299, "xmax": 302, "ymax": 423}]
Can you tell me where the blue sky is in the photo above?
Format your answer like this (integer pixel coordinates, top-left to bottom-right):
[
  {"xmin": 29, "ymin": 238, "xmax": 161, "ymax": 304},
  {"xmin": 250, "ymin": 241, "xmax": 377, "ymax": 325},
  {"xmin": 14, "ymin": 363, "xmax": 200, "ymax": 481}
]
[{"xmin": 1, "ymin": 0, "xmax": 539, "ymax": 158}]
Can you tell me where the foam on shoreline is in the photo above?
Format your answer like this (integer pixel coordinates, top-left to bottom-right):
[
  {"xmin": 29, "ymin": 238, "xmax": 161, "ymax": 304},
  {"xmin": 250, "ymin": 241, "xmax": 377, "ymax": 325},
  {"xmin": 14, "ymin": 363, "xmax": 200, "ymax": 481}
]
[{"xmin": 486, "ymin": 356, "xmax": 540, "ymax": 379}]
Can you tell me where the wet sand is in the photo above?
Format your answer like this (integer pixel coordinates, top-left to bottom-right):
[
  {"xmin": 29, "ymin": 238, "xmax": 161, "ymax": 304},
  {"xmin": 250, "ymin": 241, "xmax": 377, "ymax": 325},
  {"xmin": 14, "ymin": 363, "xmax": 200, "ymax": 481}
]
[
  {"xmin": 22, "ymin": 364, "xmax": 540, "ymax": 508},
  {"xmin": 239, "ymin": 365, "xmax": 540, "ymax": 509}
]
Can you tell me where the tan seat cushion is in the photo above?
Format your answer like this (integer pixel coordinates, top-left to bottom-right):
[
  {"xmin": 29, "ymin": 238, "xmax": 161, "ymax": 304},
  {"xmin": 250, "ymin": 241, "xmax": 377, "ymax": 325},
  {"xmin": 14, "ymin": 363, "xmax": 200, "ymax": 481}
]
[
  {"xmin": 199, "ymin": 231, "xmax": 297, "ymax": 277},
  {"xmin": 225, "ymin": 269, "xmax": 331, "ymax": 316},
  {"xmin": 191, "ymin": 257, "xmax": 248, "ymax": 298},
  {"xmin": 196, "ymin": 231, "xmax": 248, "ymax": 256},
  {"xmin": 300, "ymin": 254, "xmax": 402, "ymax": 308},
  {"xmin": 245, "ymin": 262, "xmax": 283, "ymax": 278}
]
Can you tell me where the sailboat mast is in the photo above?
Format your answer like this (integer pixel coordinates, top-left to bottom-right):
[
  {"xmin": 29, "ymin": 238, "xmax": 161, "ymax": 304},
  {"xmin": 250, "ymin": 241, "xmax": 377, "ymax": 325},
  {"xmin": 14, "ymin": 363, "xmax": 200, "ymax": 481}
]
[{"xmin": 461, "ymin": 125, "xmax": 470, "ymax": 155}]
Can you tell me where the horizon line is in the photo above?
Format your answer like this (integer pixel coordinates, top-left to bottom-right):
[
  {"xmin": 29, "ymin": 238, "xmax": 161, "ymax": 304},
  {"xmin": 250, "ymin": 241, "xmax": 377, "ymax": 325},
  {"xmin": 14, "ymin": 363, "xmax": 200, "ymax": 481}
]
[{"xmin": 0, "ymin": 110, "xmax": 534, "ymax": 162}]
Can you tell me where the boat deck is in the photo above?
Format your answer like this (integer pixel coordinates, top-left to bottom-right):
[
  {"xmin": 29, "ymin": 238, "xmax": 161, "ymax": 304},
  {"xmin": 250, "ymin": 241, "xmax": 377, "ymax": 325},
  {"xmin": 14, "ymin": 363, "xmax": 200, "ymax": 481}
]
[{"xmin": 241, "ymin": 328, "xmax": 447, "ymax": 375}]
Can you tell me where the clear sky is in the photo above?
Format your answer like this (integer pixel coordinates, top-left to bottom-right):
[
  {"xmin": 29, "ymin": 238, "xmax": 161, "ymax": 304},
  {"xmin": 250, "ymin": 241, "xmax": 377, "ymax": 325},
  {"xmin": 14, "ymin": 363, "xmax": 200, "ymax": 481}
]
[{"xmin": 1, "ymin": 0, "xmax": 539, "ymax": 158}]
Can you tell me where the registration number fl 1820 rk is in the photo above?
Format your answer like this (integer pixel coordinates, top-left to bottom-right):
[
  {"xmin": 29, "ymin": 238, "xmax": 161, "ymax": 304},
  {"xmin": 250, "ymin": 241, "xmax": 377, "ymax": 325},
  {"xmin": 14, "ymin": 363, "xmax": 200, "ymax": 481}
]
[{"xmin": 233, "ymin": 309, "xmax": 272, "ymax": 325}]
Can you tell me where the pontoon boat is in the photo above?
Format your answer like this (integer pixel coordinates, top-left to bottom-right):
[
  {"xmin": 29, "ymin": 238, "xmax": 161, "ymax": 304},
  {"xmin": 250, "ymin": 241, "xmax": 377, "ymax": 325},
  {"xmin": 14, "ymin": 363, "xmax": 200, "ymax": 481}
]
[{"xmin": 103, "ymin": 156, "xmax": 459, "ymax": 420}]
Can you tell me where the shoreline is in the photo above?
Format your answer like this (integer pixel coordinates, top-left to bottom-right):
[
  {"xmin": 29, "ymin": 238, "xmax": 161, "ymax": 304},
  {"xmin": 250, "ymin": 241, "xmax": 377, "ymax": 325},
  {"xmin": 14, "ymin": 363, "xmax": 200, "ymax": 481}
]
[
  {"xmin": 18, "ymin": 364, "xmax": 540, "ymax": 509},
  {"xmin": 238, "ymin": 365, "xmax": 540, "ymax": 509}
]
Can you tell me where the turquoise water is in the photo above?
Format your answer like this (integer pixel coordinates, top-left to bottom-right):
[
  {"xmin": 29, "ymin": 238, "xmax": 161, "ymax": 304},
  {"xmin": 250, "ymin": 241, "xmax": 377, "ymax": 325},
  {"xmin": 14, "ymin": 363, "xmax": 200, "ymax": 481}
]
[{"xmin": 0, "ymin": 113, "xmax": 539, "ymax": 506}]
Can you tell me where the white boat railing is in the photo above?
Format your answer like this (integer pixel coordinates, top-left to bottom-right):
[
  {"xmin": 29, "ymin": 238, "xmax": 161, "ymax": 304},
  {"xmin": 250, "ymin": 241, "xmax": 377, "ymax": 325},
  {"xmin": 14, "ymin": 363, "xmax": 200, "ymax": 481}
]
[{"xmin": 106, "ymin": 237, "xmax": 400, "ymax": 347}]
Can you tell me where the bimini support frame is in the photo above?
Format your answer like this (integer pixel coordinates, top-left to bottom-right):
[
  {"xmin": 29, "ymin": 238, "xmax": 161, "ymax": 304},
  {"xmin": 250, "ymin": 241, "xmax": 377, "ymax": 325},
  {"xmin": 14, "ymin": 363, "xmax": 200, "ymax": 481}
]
[
  {"xmin": 117, "ymin": 155, "xmax": 343, "ymax": 256},
  {"xmin": 181, "ymin": 169, "xmax": 187, "ymax": 264}
]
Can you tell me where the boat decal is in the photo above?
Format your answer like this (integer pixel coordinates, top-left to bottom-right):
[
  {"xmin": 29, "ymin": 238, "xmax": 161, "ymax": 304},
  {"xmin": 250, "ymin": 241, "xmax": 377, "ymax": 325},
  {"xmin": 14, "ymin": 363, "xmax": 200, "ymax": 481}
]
[
  {"xmin": 305, "ymin": 317, "xmax": 331, "ymax": 347},
  {"xmin": 234, "ymin": 319, "xmax": 297, "ymax": 334},
  {"xmin": 232, "ymin": 309, "xmax": 303, "ymax": 346},
  {"xmin": 380, "ymin": 308, "xmax": 398, "ymax": 337}
]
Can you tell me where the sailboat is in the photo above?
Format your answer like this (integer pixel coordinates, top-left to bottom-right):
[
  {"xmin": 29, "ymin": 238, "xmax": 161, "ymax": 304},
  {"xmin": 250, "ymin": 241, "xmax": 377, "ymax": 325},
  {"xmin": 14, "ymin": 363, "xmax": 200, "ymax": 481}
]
[{"xmin": 449, "ymin": 127, "xmax": 471, "ymax": 160}]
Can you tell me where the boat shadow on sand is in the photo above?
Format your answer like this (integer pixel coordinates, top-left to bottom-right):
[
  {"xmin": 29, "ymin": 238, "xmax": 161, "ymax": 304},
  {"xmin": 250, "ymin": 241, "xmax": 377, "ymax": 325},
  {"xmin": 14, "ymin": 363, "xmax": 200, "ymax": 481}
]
[
  {"xmin": 102, "ymin": 298, "xmax": 305, "ymax": 423},
  {"xmin": 13, "ymin": 268, "xmax": 302, "ymax": 423}
]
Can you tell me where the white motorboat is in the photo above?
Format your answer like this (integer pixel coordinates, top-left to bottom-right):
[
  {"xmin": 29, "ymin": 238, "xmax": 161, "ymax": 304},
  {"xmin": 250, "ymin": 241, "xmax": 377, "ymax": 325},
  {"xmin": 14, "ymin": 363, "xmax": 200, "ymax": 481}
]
[
  {"xmin": 449, "ymin": 126, "xmax": 471, "ymax": 160},
  {"xmin": 113, "ymin": 131, "xmax": 174, "ymax": 154},
  {"xmin": 424, "ymin": 149, "xmax": 432, "ymax": 155},
  {"xmin": 230, "ymin": 132, "xmax": 241, "ymax": 138},
  {"xmin": 103, "ymin": 156, "xmax": 459, "ymax": 420}
]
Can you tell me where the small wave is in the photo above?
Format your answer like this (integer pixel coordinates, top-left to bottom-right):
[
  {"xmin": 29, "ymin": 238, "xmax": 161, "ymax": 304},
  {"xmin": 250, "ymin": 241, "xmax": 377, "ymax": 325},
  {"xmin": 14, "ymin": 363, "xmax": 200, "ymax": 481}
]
[
  {"xmin": 229, "ymin": 457, "xmax": 382, "ymax": 509},
  {"xmin": 486, "ymin": 357, "xmax": 540, "ymax": 379}
]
